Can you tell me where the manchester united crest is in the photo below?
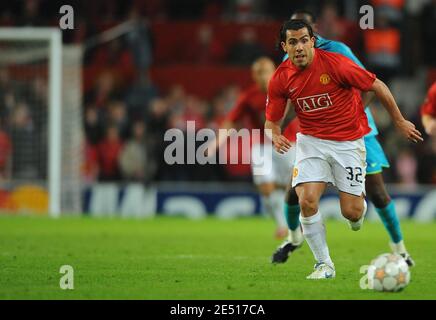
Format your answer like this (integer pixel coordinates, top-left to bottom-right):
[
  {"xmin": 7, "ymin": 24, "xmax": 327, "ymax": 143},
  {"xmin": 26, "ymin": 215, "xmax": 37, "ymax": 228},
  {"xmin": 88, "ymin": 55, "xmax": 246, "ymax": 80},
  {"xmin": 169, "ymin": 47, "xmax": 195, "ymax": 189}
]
[{"xmin": 320, "ymin": 73, "xmax": 331, "ymax": 85}]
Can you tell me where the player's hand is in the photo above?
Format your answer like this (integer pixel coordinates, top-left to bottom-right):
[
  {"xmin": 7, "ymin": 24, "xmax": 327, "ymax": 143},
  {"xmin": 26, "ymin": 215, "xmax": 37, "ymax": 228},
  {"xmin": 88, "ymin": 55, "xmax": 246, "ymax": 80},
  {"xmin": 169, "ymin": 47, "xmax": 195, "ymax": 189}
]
[
  {"xmin": 272, "ymin": 134, "xmax": 292, "ymax": 154},
  {"xmin": 395, "ymin": 119, "xmax": 423, "ymax": 143}
]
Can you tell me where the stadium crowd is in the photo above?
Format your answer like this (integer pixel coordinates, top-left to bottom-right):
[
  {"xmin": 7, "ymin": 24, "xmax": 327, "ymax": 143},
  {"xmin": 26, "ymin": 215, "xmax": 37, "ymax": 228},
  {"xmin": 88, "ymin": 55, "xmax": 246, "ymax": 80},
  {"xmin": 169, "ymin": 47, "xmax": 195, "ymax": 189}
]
[{"xmin": 0, "ymin": 0, "xmax": 435, "ymax": 185}]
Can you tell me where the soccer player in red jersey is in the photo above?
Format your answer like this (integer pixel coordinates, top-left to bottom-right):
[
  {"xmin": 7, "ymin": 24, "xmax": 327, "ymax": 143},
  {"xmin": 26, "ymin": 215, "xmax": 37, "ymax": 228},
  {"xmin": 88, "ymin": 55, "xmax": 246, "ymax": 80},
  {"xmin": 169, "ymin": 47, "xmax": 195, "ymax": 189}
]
[
  {"xmin": 265, "ymin": 20, "xmax": 422, "ymax": 279},
  {"xmin": 272, "ymin": 11, "xmax": 415, "ymax": 268},
  {"xmin": 208, "ymin": 57, "xmax": 300, "ymax": 239},
  {"xmin": 421, "ymin": 81, "xmax": 436, "ymax": 136}
]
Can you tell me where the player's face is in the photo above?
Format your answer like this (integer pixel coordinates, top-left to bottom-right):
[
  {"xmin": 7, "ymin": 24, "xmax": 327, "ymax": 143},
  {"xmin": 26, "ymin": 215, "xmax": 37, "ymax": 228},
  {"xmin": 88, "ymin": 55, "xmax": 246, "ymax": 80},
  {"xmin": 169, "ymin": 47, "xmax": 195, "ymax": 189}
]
[
  {"xmin": 252, "ymin": 61, "xmax": 275, "ymax": 92},
  {"xmin": 281, "ymin": 28, "xmax": 315, "ymax": 69}
]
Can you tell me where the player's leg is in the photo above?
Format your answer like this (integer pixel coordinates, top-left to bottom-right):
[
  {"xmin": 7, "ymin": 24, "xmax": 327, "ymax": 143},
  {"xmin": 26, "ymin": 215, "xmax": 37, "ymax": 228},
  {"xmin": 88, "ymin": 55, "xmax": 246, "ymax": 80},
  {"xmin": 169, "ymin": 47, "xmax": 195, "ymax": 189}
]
[
  {"xmin": 331, "ymin": 137, "xmax": 368, "ymax": 230},
  {"xmin": 296, "ymin": 182, "xmax": 335, "ymax": 279},
  {"xmin": 283, "ymin": 174, "xmax": 303, "ymax": 243},
  {"xmin": 338, "ymin": 191, "xmax": 367, "ymax": 230},
  {"xmin": 257, "ymin": 182, "xmax": 288, "ymax": 239},
  {"xmin": 364, "ymin": 135, "xmax": 414, "ymax": 266},
  {"xmin": 271, "ymin": 183, "xmax": 303, "ymax": 263},
  {"xmin": 286, "ymin": 134, "xmax": 336, "ymax": 278},
  {"xmin": 272, "ymin": 146, "xmax": 303, "ymax": 242},
  {"xmin": 251, "ymin": 143, "xmax": 288, "ymax": 238},
  {"xmin": 366, "ymin": 173, "xmax": 415, "ymax": 266}
]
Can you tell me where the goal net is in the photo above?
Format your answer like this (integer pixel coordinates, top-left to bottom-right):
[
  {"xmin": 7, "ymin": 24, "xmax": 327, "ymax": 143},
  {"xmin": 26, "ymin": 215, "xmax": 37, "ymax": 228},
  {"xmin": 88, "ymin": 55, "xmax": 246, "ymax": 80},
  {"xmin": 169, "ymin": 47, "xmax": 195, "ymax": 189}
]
[{"xmin": 0, "ymin": 28, "xmax": 82, "ymax": 216}]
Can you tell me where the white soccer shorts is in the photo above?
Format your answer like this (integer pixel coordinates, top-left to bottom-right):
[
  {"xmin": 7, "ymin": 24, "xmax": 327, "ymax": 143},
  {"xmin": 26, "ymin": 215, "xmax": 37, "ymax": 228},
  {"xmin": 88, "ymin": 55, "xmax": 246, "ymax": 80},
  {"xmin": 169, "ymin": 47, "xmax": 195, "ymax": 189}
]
[
  {"xmin": 251, "ymin": 142, "xmax": 296, "ymax": 187},
  {"xmin": 291, "ymin": 133, "xmax": 367, "ymax": 196}
]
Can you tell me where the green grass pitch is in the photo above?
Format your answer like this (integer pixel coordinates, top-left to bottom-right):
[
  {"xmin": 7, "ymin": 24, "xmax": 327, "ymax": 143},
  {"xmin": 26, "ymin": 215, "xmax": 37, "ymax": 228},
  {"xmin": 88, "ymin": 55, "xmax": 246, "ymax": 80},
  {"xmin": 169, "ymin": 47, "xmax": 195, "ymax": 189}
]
[{"xmin": 0, "ymin": 215, "xmax": 435, "ymax": 300}]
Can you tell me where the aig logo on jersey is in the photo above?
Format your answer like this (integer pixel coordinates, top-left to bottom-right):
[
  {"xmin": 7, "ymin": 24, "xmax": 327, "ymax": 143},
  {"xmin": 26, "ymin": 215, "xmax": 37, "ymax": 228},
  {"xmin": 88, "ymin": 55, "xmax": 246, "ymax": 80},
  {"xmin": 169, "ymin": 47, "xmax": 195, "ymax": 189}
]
[
  {"xmin": 296, "ymin": 93, "xmax": 333, "ymax": 112},
  {"xmin": 320, "ymin": 73, "xmax": 331, "ymax": 85}
]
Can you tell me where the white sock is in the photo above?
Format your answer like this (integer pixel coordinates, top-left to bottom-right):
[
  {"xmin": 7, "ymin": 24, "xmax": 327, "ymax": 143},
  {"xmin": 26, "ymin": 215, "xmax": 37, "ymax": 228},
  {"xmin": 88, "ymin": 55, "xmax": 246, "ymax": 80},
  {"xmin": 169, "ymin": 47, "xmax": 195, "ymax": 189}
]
[
  {"xmin": 300, "ymin": 211, "xmax": 333, "ymax": 266},
  {"xmin": 391, "ymin": 240, "xmax": 407, "ymax": 254},
  {"xmin": 262, "ymin": 190, "xmax": 287, "ymax": 229},
  {"xmin": 288, "ymin": 227, "xmax": 303, "ymax": 245}
]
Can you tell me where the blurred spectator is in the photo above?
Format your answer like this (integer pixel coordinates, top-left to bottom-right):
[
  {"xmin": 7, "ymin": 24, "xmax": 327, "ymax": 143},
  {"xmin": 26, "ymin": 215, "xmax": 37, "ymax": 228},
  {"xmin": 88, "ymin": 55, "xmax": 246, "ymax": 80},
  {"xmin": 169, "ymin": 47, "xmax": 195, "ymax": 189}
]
[
  {"xmin": 202, "ymin": 0, "xmax": 223, "ymax": 21},
  {"xmin": 136, "ymin": 0, "xmax": 167, "ymax": 21},
  {"xmin": 125, "ymin": 7, "xmax": 154, "ymax": 75},
  {"xmin": 220, "ymin": 84, "xmax": 241, "ymax": 111},
  {"xmin": 107, "ymin": 101, "xmax": 130, "ymax": 140},
  {"xmin": 17, "ymin": 0, "xmax": 43, "ymax": 26},
  {"xmin": 316, "ymin": 2, "xmax": 360, "ymax": 52},
  {"xmin": 395, "ymin": 149, "xmax": 418, "ymax": 186},
  {"xmin": 183, "ymin": 24, "xmax": 226, "ymax": 64},
  {"xmin": 223, "ymin": 0, "xmax": 267, "ymax": 22},
  {"xmin": 209, "ymin": 96, "xmax": 228, "ymax": 129},
  {"xmin": 90, "ymin": 38, "xmax": 135, "ymax": 90},
  {"xmin": 370, "ymin": 0, "xmax": 404, "ymax": 24},
  {"xmin": 420, "ymin": 0, "xmax": 436, "ymax": 67},
  {"xmin": 125, "ymin": 71, "xmax": 159, "ymax": 119},
  {"xmin": 417, "ymin": 137, "xmax": 436, "ymax": 184},
  {"xmin": 119, "ymin": 121, "xmax": 149, "ymax": 182},
  {"xmin": 97, "ymin": 125, "xmax": 124, "ymax": 181},
  {"xmin": 85, "ymin": 72, "xmax": 120, "ymax": 109},
  {"xmin": 9, "ymin": 103, "xmax": 39, "ymax": 179},
  {"xmin": 146, "ymin": 98, "xmax": 169, "ymax": 180},
  {"xmin": 27, "ymin": 77, "xmax": 47, "ymax": 132},
  {"xmin": 363, "ymin": 11, "xmax": 401, "ymax": 84},
  {"xmin": 82, "ymin": 141, "xmax": 99, "ymax": 184},
  {"xmin": 84, "ymin": 107, "xmax": 104, "ymax": 145},
  {"xmin": 165, "ymin": 85, "xmax": 186, "ymax": 113},
  {"xmin": 227, "ymin": 28, "xmax": 266, "ymax": 65},
  {"xmin": 0, "ymin": 127, "xmax": 11, "ymax": 180},
  {"xmin": 183, "ymin": 96, "xmax": 208, "ymax": 130},
  {"xmin": 0, "ymin": 68, "xmax": 18, "ymax": 124}
]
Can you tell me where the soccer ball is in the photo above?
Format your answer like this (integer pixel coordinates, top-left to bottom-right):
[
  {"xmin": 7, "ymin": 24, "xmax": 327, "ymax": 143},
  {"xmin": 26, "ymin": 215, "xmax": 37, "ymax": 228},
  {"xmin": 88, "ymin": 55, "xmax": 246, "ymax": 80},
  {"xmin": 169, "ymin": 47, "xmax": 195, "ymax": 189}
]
[{"xmin": 367, "ymin": 253, "xmax": 410, "ymax": 292}]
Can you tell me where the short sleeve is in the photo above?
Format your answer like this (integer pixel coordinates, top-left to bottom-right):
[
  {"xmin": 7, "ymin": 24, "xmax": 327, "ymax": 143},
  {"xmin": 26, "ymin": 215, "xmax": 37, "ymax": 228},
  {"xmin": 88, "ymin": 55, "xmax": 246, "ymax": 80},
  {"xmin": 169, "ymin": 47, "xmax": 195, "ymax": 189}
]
[
  {"xmin": 265, "ymin": 73, "xmax": 288, "ymax": 122},
  {"xmin": 330, "ymin": 53, "xmax": 376, "ymax": 91}
]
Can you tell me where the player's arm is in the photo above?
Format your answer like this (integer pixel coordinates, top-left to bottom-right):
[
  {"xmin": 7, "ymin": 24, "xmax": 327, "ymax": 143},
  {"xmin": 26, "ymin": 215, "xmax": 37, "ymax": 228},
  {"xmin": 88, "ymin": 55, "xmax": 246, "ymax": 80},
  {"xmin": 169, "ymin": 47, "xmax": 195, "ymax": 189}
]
[
  {"xmin": 361, "ymin": 91, "xmax": 375, "ymax": 107},
  {"xmin": 265, "ymin": 74, "xmax": 292, "ymax": 153},
  {"xmin": 422, "ymin": 115, "xmax": 436, "ymax": 136},
  {"xmin": 205, "ymin": 92, "xmax": 249, "ymax": 156},
  {"xmin": 205, "ymin": 120, "xmax": 235, "ymax": 157},
  {"xmin": 370, "ymin": 78, "xmax": 423, "ymax": 143},
  {"xmin": 280, "ymin": 100, "xmax": 296, "ymax": 130},
  {"xmin": 265, "ymin": 119, "xmax": 292, "ymax": 154}
]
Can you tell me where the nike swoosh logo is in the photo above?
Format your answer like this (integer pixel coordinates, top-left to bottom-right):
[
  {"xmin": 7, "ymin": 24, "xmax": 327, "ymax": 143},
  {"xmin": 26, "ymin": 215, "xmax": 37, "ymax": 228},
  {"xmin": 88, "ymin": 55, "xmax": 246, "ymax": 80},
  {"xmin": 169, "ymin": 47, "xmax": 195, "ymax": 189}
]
[
  {"xmin": 289, "ymin": 87, "xmax": 298, "ymax": 93},
  {"xmin": 350, "ymin": 184, "xmax": 360, "ymax": 187}
]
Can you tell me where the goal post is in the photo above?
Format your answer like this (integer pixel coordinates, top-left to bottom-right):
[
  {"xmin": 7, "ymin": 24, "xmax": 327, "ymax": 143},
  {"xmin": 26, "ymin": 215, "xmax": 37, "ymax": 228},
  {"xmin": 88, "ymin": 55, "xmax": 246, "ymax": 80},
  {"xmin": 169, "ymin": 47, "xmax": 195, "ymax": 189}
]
[{"xmin": 0, "ymin": 28, "xmax": 82, "ymax": 217}]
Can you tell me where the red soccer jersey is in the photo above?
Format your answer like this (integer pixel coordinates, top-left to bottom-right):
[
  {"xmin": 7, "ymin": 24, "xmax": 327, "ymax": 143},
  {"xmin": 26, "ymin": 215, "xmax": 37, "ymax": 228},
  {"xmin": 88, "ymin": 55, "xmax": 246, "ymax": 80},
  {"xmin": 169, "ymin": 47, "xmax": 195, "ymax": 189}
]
[
  {"xmin": 421, "ymin": 82, "xmax": 436, "ymax": 117},
  {"xmin": 227, "ymin": 84, "xmax": 296, "ymax": 142},
  {"xmin": 266, "ymin": 49, "xmax": 375, "ymax": 141}
]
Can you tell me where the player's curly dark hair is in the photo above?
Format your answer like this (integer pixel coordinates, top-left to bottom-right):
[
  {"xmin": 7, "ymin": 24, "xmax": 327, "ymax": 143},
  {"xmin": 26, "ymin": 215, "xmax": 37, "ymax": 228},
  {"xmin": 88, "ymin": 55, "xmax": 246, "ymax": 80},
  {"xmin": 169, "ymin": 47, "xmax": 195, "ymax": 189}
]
[
  {"xmin": 275, "ymin": 19, "xmax": 316, "ymax": 51},
  {"xmin": 279, "ymin": 19, "xmax": 315, "ymax": 43}
]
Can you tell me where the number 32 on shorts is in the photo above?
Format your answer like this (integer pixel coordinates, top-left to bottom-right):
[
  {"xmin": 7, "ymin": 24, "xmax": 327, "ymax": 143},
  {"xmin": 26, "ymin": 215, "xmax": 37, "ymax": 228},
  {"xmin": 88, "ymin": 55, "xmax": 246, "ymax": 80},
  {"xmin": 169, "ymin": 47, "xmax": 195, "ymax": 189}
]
[{"xmin": 345, "ymin": 166, "xmax": 363, "ymax": 185}]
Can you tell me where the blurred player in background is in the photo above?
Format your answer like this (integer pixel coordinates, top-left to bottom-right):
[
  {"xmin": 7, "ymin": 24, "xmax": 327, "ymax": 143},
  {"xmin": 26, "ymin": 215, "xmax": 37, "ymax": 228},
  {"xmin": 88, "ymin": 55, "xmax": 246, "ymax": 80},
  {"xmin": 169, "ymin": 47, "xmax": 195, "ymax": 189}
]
[
  {"xmin": 421, "ymin": 81, "xmax": 436, "ymax": 136},
  {"xmin": 271, "ymin": 10, "xmax": 416, "ymax": 267},
  {"xmin": 207, "ymin": 57, "xmax": 300, "ymax": 240},
  {"xmin": 266, "ymin": 20, "xmax": 422, "ymax": 279}
]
